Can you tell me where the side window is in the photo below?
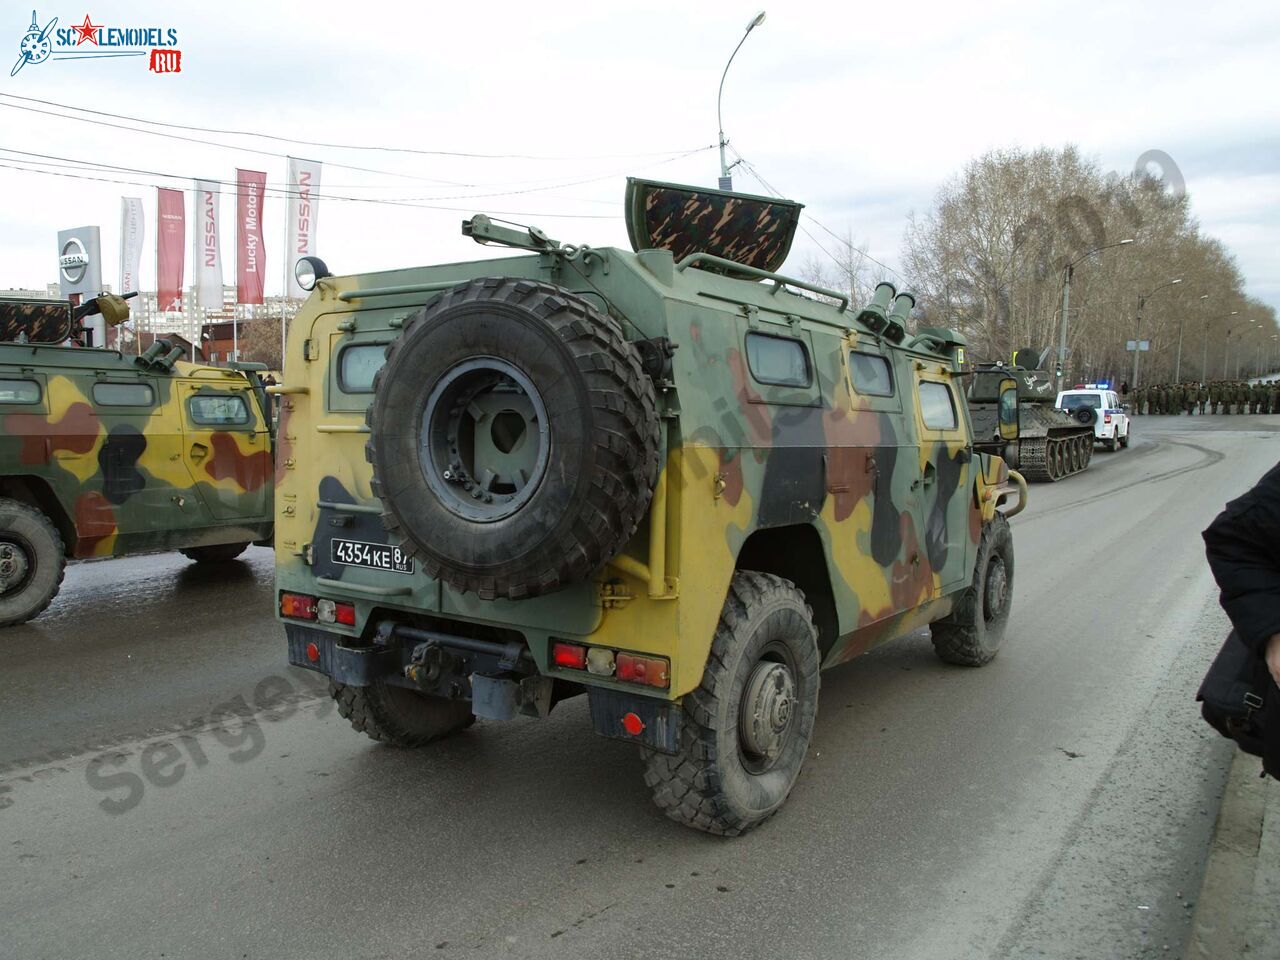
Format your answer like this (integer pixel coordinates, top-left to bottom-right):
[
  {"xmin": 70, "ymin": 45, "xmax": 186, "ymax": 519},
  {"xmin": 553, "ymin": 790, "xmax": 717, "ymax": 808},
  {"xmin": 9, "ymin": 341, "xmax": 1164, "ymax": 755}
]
[
  {"xmin": 338, "ymin": 343, "xmax": 389, "ymax": 393},
  {"xmin": 92, "ymin": 382, "xmax": 154, "ymax": 407},
  {"xmin": 745, "ymin": 332, "xmax": 811, "ymax": 388},
  {"xmin": 188, "ymin": 393, "xmax": 251, "ymax": 426},
  {"xmin": 849, "ymin": 351, "xmax": 894, "ymax": 396},
  {"xmin": 919, "ymin": 381, "xmax": 958, "ymax": 430},
  {"xmin": 0, "ymin": 378, "xmax": 40, "ymax": 404}
]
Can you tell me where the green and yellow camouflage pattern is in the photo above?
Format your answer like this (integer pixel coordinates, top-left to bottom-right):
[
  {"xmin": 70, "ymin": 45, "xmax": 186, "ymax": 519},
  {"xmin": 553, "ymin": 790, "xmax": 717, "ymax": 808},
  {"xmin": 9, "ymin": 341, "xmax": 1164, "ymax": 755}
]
[
  {"xmin": 0, "ymin": 343, "xmax": 274, "ymax": 559},
  {"xmin": 274, "ymin": 217, "xmax": 1021, "ymax": 700}
]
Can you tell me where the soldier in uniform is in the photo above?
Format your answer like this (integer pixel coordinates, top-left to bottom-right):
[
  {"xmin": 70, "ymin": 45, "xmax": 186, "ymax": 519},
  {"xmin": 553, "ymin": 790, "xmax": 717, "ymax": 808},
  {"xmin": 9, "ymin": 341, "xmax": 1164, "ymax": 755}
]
[
  {"xmin": 1198, "ymin": 381, "xmax": 1209, "ymax": 415},
  {"xmin": 1208, "ymin": 381, "xmax": 1219, "ymax": 415},
  {"xmin": 1269, "ymin": 381, "xmax": 1278, "ymax": 415}
]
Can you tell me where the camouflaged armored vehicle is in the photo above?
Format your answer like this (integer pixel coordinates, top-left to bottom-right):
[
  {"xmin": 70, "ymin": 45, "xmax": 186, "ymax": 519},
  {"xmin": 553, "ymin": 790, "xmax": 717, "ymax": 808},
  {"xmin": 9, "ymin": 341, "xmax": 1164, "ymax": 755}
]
[
  {"xmin": 967, "ymin": 350, "xmax": 1095, "ymax": 482},
  {"xmin": 0, "ymin": 293, "xmax": 275, "ymax": 627},
  {"xmin": 275, "ymin": 180, "xmax": 1027, "ymax": 835}
]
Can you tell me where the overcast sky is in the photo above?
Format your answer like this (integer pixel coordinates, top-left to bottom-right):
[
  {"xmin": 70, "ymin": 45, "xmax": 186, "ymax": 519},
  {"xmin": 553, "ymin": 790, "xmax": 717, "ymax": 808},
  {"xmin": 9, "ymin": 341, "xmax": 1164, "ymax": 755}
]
[{"xmin": 2, "ymin": 0, "xmax": 1277, "ymax": 314}]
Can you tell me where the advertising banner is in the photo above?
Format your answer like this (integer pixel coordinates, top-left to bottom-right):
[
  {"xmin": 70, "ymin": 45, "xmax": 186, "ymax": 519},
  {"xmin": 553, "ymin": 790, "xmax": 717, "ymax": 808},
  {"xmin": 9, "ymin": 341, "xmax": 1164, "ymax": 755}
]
[
  {"xmin": 192, "ymin": 180, "xmax": 224, "ymax": 310},
  {"xmin": 156, "ymin": 188, "xmax": 185, "ymax": 313},
  {"xmin": 285, "ymin": 157, "xmax": 321, "ymax": 298},
  {"xmin": 236, "ymin": 168, "xmax": 266, "ymax": 304},
  {"xmin": 118, "ymin": 198, "xmax": 144, "ymax": 296}
]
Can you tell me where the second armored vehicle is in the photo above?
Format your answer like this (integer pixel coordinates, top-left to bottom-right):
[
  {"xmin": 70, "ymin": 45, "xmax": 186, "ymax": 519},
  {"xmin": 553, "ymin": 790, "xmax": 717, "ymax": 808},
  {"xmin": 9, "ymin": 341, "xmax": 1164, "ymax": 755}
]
[
  {"xmin": 274, "ymin": 180, "xmax": 1027, "ymax": 835},
  {"xmin": 0, "ymin": 294, "xmax": 275, "ymax": 627}
]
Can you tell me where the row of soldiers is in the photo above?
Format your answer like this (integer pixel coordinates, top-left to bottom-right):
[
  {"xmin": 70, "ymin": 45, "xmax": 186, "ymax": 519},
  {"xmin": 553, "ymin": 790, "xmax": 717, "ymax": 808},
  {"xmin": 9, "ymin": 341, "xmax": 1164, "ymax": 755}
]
[{"xmin": 1131, "ymin": 380, "xmax": 1279, "ymax": 415}]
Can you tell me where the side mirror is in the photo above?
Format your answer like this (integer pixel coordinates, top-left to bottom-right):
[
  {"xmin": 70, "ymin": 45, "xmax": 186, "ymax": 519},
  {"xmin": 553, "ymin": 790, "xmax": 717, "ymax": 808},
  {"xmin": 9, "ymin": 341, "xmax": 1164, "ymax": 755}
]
[{"xmin": 998, "ymin": 378, "xmax": 1020, "ymax": 441}]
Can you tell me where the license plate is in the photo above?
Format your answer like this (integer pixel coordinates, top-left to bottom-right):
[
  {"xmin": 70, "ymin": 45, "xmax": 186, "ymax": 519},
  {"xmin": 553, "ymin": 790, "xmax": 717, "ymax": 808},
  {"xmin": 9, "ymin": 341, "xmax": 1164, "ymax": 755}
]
[{"xmin": 330, "ymin": 538, "xmax": 415, "ymax": 574}]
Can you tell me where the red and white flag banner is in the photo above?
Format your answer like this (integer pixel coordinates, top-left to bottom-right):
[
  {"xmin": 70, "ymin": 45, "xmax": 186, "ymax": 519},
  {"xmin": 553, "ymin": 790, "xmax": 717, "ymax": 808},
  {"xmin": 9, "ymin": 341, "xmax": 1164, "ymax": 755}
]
[
  {"xmin": 236, "ymin": 168, "xmax": 266, "ymax": 305},
  {"xmin": 156, "ymin": 187, "xmax": 185, "ymax": 313},
  {"xmin": 285, "ymin": 157, "xmax": 322, "ymax": 298},
  {"xmin": 192, "ymin": 179, "xmax": 224, "ymax": 310}
]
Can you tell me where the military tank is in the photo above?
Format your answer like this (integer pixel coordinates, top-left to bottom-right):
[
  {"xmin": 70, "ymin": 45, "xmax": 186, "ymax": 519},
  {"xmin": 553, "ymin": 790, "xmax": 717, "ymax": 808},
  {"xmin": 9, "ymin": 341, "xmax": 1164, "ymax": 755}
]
[{"xmin": 968, "ymin": 349, "xmax": 1094, "ymax": 482}]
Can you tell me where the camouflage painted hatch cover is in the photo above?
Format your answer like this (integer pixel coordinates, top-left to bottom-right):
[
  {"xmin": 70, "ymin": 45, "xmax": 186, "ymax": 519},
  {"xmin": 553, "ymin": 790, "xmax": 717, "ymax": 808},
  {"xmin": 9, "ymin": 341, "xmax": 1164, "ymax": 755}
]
[
  {"xmin": 0, "ymin": 299, "xmax": 73, "ymax": 344},
  {"xmin": 624, "ymin": 178, "xmax": 803, "ymax": 275}
]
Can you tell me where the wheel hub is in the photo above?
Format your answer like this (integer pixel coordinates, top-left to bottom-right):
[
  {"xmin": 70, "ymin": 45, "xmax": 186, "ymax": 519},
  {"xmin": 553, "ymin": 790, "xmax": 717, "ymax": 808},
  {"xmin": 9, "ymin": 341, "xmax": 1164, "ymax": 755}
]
[
  {"xmin": 740, "ymin": 660, "xmax": 797, "ymax": 767},
  {"xmin": 984, "ymin": 556, "xmax": 1009, "ymax": 622},
  {"xmin": 0, "ymin": 540, "xmax": 31, "ymax": 596},
  {"xmin": 419, "ymin": 357, "xmax": 551, "ymax": 523}
]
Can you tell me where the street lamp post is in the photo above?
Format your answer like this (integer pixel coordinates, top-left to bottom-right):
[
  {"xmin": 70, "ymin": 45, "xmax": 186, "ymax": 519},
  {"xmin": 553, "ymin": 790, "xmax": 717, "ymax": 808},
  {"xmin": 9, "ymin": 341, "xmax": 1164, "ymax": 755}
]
[
  {"xmin": 1056, "ymin": 238, "xmax": 1133, "ymax": 391},
  {"xmin": 1130, "ymin": 278, "xmax": 1183, "ymax": 393},
  {"xmin": 1223, "ymin": 311, "xmax": 1239, "ymax": 378},
  {"xmin": 717, "ymin": 11, "xmax": 766, "ymax": 191}
]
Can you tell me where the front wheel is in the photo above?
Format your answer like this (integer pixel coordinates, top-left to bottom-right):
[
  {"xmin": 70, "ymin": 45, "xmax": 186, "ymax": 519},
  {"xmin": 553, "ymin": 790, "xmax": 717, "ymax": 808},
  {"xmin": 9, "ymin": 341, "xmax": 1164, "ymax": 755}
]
[
  {"xmin": 0, "ymin": 498, "xmax": 66, "ymax": 627},
  {"xmin": 643, "ymin": 571, "xmax": 820, "ymax": 836},
  {"xmin": 931, "ymin": 514, "xmax": 1014, "ymax": 666}
]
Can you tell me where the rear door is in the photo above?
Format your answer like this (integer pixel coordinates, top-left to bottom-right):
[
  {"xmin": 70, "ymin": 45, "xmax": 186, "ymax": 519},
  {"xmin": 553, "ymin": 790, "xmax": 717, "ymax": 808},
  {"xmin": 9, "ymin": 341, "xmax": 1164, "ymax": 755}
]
[
  {"xmin": 911, "ymin": 362, "xmax": 973, "ymax": 595},
  {"xmin": 178, "ymin": 380, "xmax": 272, "ymax": 521}
]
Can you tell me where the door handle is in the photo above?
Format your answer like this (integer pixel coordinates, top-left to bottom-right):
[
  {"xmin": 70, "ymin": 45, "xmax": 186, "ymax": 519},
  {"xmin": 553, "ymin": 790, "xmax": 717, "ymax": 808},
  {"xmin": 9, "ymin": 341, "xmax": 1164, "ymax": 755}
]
[
  {"xmin": 189, "ymin": 442, "xmax": 209, "ymax": 461},
  {"xmin": 922, "ymin": 463, "xmax": 937, "ymax": 487}
]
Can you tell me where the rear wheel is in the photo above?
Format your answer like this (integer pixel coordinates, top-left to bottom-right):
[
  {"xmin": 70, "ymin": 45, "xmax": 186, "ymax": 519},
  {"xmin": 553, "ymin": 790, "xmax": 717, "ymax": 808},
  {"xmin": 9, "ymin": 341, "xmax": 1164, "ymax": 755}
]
[
  {"xmin": 1119, "ymin": 428, "xmax": 1130, "ymax": 448},
  {"xmin": 1105, "ymin": 436, "xmax": 1117, "ymax": 452},
  {"xmin": 643, "ymin": 572, "xmax": 820, "ymax": 836},
  {"xmin": 330, "ymin": 680, "xmax": 475, "ymax": 747},
  {"xmin": 931, "ymin": 514, "xmax": 1013, "ymax": 666},
  {"xmin": 180, "ymin": 542, "xmax": 250, "ymax": 563},
  {"xmin": 0, "ymin": 498, "xmax": 65, "ymax": 627}
]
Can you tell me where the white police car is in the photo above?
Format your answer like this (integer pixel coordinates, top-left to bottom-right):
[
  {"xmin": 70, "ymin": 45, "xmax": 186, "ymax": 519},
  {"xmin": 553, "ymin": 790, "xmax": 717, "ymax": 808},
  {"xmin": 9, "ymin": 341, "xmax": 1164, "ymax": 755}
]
[{"xmin": 1055, "ymin": 386, "xmax": 1130, "ymax": 451}]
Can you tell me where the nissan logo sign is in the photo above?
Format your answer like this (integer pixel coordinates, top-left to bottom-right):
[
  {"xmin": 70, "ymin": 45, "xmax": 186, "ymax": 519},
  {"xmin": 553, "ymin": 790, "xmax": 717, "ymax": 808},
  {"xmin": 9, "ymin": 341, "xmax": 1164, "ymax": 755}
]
[{"xmin": 59, "ymin": 237, "xmax": 89, "ymax": 284}]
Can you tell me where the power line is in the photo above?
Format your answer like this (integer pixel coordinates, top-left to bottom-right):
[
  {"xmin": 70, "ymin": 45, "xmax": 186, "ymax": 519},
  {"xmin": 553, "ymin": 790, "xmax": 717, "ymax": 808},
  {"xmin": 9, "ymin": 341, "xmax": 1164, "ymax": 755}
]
[
  {"xmin": 0, "ymin": 142, "xmax": 709, "ymax": 205},
  {"xmin": 0, "ymin": 159, "xmax": 623, "ymax": 220},
  {"xmin": 728, "ymin": 146, "xmax": 906, "ymax": 284},
  {"xmin": 0, "ymin": 92, "xmax": 710, "ymax": 162}
]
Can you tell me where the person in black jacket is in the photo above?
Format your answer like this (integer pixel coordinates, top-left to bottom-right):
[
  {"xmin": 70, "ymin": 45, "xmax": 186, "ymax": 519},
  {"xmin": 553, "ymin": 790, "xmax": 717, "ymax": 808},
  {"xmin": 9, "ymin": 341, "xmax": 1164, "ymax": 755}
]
[{"xmin": 1203, "ymin": 461, "xmax": 1280, "ymax": 687}]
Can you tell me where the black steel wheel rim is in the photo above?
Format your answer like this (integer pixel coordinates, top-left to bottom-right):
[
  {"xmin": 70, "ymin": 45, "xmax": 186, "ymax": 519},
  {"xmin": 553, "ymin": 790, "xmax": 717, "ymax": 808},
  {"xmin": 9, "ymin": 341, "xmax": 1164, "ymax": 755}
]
[
  {"xmin": 738, "ymin": 640, "xmax": 800, "ymax": 775},
  {"xmin": 984, "ymin": 555, "xmax": 1009, "ymax": 624},
  {"xmin": 419, "ymin": 356, "xmax": 551, "ymax": 523},
  {"xmin": 0, "ymin": 533, "xmax": 35, "ymax": 598}
]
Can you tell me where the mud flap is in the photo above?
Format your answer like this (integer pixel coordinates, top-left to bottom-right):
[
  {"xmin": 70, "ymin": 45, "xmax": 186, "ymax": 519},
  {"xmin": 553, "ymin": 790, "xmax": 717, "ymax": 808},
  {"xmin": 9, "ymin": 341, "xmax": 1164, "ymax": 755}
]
[{"xmin": 587, "ymin": 687, "xmax": 682, "ymax": 755}]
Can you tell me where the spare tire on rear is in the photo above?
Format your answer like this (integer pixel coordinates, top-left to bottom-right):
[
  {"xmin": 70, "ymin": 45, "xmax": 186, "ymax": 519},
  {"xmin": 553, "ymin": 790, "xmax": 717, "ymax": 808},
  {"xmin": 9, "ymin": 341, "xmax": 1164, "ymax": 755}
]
[
  {"xmin": 1074, "ymin": 407, "xmax": 1097, "ymax": 425},
  {"xmin": 366, "ymin": 277, "xmax": 660, "ymax": 600}
]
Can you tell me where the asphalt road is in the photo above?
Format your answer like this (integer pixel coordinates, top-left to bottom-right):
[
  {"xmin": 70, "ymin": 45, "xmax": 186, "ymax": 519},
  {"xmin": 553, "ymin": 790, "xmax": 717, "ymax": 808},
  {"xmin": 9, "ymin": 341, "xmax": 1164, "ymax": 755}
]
[{"xmin": 2, "ymin": 414, "xmax": 1277, "ymax": 960}]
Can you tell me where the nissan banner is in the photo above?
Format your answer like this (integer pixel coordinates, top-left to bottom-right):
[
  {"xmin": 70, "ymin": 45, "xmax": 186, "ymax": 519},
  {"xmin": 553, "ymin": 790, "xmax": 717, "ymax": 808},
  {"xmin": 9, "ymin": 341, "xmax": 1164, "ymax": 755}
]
[
  {"xmin": 236, "ymin": 168, "xmax": 266, "ymax": 304},
  {"xmin": 192, "ymin": 180, "xmax": 224, "ymax": 310},
  {"xmin": 156, "ymin": 188, "xmax": 185, "ymax": 313},
  {"xmin": 118, "ymin": 198, "xmax": 144, "ymax": 296},
  {"xmin": 285, "ymin": 157, "xmax": 321, "ymax": 299}
]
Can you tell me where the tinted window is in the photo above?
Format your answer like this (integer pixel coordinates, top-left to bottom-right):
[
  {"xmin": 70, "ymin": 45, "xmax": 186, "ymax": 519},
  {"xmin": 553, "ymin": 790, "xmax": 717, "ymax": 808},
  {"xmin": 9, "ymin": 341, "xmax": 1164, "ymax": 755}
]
[
  {"xmin": 0, "ymin": 378, "xmax": 40, "ymax": 404},
  {"xmin": 745, "ymin": 333, "xmax": 810, "ymax": 388},
  {"xmin": 1059, "ymin": 394, "xmax": 1102, "ymax": 410},
  {"xmin": 339, "ymin": 344, "xmax": 388, "ymax": 393},
  {"xmin": 849, "ymin": 351, "xmax": 894, "ymax": 396},
  {"xmin": 919, "ymin": 381, "xmax": 958, "ymax": 430},
  {"xmin": 189, "ymin": 393, "xmax": 251, "ymax": 426},
  {"xmin": 92, "ymin": 382, "xmax": 154, "ymax": 406}
]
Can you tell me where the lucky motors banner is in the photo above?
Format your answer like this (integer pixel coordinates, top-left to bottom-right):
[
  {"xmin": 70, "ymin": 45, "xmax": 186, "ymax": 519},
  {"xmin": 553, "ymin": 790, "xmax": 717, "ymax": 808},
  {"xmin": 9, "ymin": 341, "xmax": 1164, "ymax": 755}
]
[
  {"xmin": 236, "ymin": 168, "xmax": 266, "ymax": 304},
  {"xmin": 118, "ymin": 198, "xmax": 144, "ymax": 296},
  {"xmin": 192, "ymin": 180, "xmax": 224, "ymax": 310},
  {"xmin": 285, "ymin": 157, "xmax": 322, "ymax": 299},
  {"xmin": 156, "ymin": 188, "xmax": 185, "ymax": 313}
]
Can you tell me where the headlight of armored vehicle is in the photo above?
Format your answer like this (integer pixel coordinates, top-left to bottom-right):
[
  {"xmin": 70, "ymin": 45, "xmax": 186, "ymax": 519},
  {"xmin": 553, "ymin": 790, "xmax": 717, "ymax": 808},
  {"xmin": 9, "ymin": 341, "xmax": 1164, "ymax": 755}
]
[{"xmin": 293, "ymin": 256, "xmax": 331, "ymax": 292}]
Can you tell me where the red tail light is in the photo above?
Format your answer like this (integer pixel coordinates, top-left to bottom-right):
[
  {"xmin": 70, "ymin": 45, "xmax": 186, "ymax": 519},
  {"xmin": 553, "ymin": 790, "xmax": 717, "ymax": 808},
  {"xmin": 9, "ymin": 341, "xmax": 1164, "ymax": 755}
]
[
  {"xmin": 1104, "ymin": 414, "xmax": 1112, "ymax": 423},
  {"xmin": 335, "ymin": 602, "xmax": 356, "ymax": 626},
  {"xmin": 616, "ymin": 653, "xmax": 670, "ymax": 689},
  {"xmin": 551, "ymin": 641, "xmax": 588, "ymax": 670},
  {"xmin": 280, "ymin": 592, "xmax": 317, "ymax": 620}
]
